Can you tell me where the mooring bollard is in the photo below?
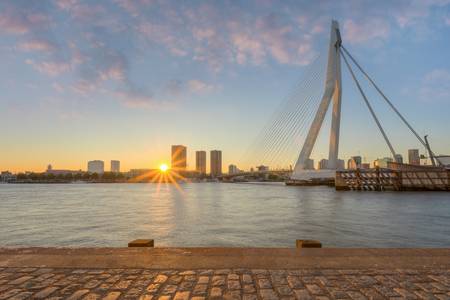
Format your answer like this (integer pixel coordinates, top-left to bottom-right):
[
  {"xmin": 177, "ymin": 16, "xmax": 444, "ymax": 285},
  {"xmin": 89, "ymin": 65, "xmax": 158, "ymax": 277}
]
[
  {"xmin": 296, "ymin": 239, "xmax": 322, "ymax": 248},
  {"xmin": 128, "ymin": 239, "xmax": 154, "ymax": 247}
]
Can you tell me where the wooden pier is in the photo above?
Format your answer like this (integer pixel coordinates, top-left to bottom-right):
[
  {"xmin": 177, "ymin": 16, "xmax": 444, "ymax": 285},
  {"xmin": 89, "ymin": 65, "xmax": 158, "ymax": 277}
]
[{"xmin": 335, "ymin": 164, "xmax": 450, "ymax": 191}]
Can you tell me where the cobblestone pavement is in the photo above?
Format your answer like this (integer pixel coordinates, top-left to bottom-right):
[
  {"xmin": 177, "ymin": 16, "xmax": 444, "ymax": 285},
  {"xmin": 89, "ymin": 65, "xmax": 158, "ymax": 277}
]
[{"xmin": 0, "ymin": 267, "xmax": 450, "ymax": 299}]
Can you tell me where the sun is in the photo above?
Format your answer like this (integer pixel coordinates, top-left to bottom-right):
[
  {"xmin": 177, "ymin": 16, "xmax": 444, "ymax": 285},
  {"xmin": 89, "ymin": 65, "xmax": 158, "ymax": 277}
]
[{"xmin": 159, "ymin": 163, "xmax": 169, "ymax": 172}]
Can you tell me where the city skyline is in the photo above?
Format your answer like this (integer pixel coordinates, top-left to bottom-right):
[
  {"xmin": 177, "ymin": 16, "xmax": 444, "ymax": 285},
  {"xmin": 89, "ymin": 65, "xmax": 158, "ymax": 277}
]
[{"xmin": 1, "ymin": 1, "xmax": 450, "ymax": 172}]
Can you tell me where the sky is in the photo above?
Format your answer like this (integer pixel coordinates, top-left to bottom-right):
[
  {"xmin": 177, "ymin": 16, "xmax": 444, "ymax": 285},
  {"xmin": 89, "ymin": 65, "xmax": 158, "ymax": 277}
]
[{"xmin": 1, "ymin": 0, "xmax": 450, "ymax": 173}]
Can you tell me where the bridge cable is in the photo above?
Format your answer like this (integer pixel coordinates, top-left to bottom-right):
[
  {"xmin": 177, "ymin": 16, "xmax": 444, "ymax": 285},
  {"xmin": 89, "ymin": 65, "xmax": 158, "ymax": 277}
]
[
  {"xmin": 241, "ymin": 52, "xmax": 325, "ymax": 168},
  {"xmin": 259, "ymin": 66, "xmax": 325, "ymax": 168},
  {"xmin": 257, "ymin": 54, "xmax": 325, "ymax": 164},
  {"xmin": 246, "ymin": 52, "xmax": 326, "ymax": 168},
  {"xmin": 341, "ymin": 45, "xmax": 427, "ymax": 148},
  {"xmin": 260, "ymin": 64, "xmax": 325, "ymax": 168},
  {"xmin": 340, "ymin": 48, "xmax": 398, "ymax": 160}
]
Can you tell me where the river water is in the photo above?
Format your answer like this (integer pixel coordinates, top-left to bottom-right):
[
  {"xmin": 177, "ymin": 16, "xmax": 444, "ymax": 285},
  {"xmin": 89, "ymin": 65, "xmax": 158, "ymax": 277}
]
[{"xmin": 0, "ymin": 183, "xmax": 449, "ymax": 247}]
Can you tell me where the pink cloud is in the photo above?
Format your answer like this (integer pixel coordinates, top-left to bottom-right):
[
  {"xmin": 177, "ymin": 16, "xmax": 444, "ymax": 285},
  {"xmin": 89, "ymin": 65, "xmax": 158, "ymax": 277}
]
[
  {"xmin": 187, "ymin": 80, "xmax": 216, "ymax": 94},
  {"xmin": 343, "ymin": 18, "xmax": 390, "ymax": 45},
  {"xmin": 25, "ymin": 59, "xmax": 71, "ymax": 76},
  {"xmin": 18, "ymin": 39, "xmax": 56, "ymax": 52}
]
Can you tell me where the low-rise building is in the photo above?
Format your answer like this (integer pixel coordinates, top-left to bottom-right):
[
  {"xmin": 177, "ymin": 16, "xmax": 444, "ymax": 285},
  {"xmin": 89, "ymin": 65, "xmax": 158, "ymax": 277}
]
[
  {"xmin": 228, "ymin": 164, "xmax": 239, "ymax": 174},
  {"xmin": 88, "ymin": 160, "xmax": 104, "ymax": 174},
  {"xmin": 374, "ymin": 157, "xmax": 393, "ymax": 168},
  {"xmin": 318, "ymin": 159, "xmax": 328, "ymax": 170}
]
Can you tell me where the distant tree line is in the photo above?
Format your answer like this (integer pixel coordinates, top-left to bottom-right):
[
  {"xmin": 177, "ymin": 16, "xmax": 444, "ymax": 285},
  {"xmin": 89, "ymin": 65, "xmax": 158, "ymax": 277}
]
[{"xmin": 15, "ymin": 172, "xmax": 127, "ymax": 183}]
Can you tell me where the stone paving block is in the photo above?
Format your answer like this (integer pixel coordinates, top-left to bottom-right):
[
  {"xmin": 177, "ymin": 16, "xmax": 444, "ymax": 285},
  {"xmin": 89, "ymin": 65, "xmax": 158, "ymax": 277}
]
[
  {"xmin": 346, "ymin": 291, "xmax": 368, "ymax": 300},
  {"xmin": 192, "ymin": 284, "xmax": 208, "ymax": 295},
  {"xmin": 173, "ymin": 291, "xmax": 190, "ymax": 300},
  {"xmin": 161, "ymin": 284, "xmax": 178, "ymax": 294},
  {"xmin": 243, "ymin": 284, "xmax": 256, "ymax": 294},
  {"xmin": 242, "ymin": 274, "xmax": 253, "ymax": 284},
  {"xmin": 276, "ymin": 285, "xmax": 294, "ymax": 296},
  {"xmin": 102, "ymin": 291, "xmax": 121, "ymax": 300},
  {"xmin": 7, "ymin": 291, "xmax": 33, "ymax": 300},
  {"xmin": 0, "ymin": 289, "xmax": 22, "ymax": 300},
  {"xmin": 228, "ymin": 273, "xmax": 240, "ymax": 280},
  {"xmin": 67, "ymin": 289, "xmax": 90, "ymax": 300},
  {"xmin": 9, "ymin": 276, "xmax": 32, "ymax": 285},
  {"xmin": 257, "ymin": 278, "xmax": 272, "ymax": 289},
  {"xmin": 394, "ymin": 287, "xmax": 419, "ymax": 299},
  {"xmin": 228, "ymin": 280, "xmax": 241, "ymax": 290},
  {"xmin": 146, "ymin": 283, "xmax": 161, "ymax": 293},
  {"xmin": 33, "ymin": 286, "xmax": 59, "ymax": 299},
  {"xmin": 198, "ymin": 276, "xmax": 209, "ymax": 284},
  {"xmin": 224, "ymin": 290, "xmax": 241, "ymax": 299},
  {"xmin": 211, "ymin": 275, "xmax": 226, "ymax": 286},
  {"xmin": 83, "ymin": 292, "xmax": 101, "ymax": 299},
  {"xmin": 210, "ymin": 286, "xmax": 222, "ymax": 298},
  {"xmin": 153, "ymin": 275, "xmax": 168, "ymax": 283},
  {"xmin": 259, "ymin": 288, "xmax": 279, "ymax": 300},
  {"xmin": 305, "ymin": 283, "xmax": 325, "ymax": 295},
  {"xmin": 113, "ymin": 280, "xmax": 132, "ymax": 290}
]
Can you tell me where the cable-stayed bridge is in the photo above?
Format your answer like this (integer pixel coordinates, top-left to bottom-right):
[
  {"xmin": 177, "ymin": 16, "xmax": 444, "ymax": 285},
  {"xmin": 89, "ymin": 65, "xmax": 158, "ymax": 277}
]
[{"xmin": 239, "ymin": 20, "xmax": 447, "ymax": 185}]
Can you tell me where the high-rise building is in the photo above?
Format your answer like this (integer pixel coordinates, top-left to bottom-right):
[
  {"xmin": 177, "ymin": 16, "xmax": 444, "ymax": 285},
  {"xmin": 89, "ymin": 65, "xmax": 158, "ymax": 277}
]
[
  {"xmin": 196, "ymin": 151, "xmax": 206, "ymax": 174},
  {"xmin": 304, "ymin": 159, "xmax": 315, "ymax": 170},
  {"xmin": 394, "ymin": 154, "xmax": 403, "ymax": 164},
  {"xmin": 111, "ymin": 160, "xmax": 120, "ymax": 173},
  {"xmin": 210, "ymin": 150, "xmax": 222, "ymax": 177},
  {"xmin": 318, "ymin": 159, "xmax": 328, "ymax": 170},
  {"xmin": 171, "ymin": 145, "xmax": 187, "ymax": 170},
  {"xmin": 88, "ymin": 160, "xmax": 104, "ymax": 174},
  {"xmin": 408, "ymin": 149, "xmax": 420, "ymax": 165},
  {"xmin": 347, "ymin": 156, "xmax": 362, "ymax": 169},
  {"xmin": 228, "ymin": 164, "xmax": 238, "ymax": 174},
  {"xmin": 337, "ymin": 159, "xmax": 345, "ymax": 170}
]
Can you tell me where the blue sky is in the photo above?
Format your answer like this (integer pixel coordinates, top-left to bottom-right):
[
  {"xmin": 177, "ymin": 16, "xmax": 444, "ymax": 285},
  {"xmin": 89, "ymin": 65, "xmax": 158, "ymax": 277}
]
[{"xmin": 1, "ymin": 0, "xmax": 450, "ymax": 172}]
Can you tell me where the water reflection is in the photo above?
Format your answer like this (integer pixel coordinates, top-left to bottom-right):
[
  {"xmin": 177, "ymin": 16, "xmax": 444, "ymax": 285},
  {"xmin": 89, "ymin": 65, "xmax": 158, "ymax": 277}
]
[{"xmin": 0, "ymin": 183, "xmax": 449, "ymax": 247}]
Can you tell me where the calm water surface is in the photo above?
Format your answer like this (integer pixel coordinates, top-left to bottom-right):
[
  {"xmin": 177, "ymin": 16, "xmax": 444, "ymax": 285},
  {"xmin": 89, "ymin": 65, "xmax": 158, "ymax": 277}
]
[{"xmin": 0, "ymin": 183, "xmax": 449, "ymax": 247}]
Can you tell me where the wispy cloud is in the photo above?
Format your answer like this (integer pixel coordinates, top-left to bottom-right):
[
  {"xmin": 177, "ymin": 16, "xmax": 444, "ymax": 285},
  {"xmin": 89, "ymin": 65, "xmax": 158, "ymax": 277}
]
[
  {"xmin": 343, "ymin": 18, "xmax": 390, "ymax": 45},
  {"xmin": 418, "ymin": 69, "xmax": 450, "ymax": 102},
  {"xmin": 18, "ymin": 38, "xmax": 57, "ymax": 52},
  {"xmin": 25, "ymin": 59, "xmax": 71, "ymax": 76}
]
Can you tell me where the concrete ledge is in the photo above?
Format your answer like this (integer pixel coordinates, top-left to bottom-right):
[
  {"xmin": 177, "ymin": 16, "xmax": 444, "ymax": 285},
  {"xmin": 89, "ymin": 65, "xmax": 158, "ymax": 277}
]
[
  {"xmin": 296, "ymin": 240, "xmax": 322, "ymax": 248},
  {"xmin": 1, "ymin": 247, "xmax": 450, "ymax": 269},
  {"xmin": 128, "ymin": 239, "xmax": 154, "ymax": 247}
]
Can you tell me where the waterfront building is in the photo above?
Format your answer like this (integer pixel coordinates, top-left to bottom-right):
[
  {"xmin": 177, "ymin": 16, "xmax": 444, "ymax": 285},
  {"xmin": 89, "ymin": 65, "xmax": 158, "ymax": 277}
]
[
  {"xmin": 318, "ymin": 159, "xmax": 328, "ymax": 170},
  {"xmin": 228, "ymin": 164, "xmax": 239, "ymax": 174},
  {"xmin": 171, "ymin": 145, "xmax": 187, "ymax": 170},
  {"xmin": 88, "ymin": 160, "xmax": 104, "ymax": 174},
  {"xmin": 0, "ymin": 171, "xmax": 15, "ymax": 182},
  {"xmin": 304, "ymin": 159, "xmax": 315, "ymax": 170},
  {"xmin": 195, "ymin": 151, "xmax": 206, "ymax": 174},
  {"xmin": 337, "ymin": 159, "xmax": 345, "ymax": 170},
  {"xmin": 46, "ymin": 164, "xmax": 80, "ymax": 175},
  {"xmin": 374, "ymin": 157, "xmax": 393, "ymax": 168},
  {"xmin": 408, "ymin": 149, "xmax": 420, "ymax": 165},
  {"xmin": 111, "ymin": 160, "xmax": 120, "ymax": 173},
  {"xmin": 347, "ymin": 156, "xmax": 362, "ymax": 169},
  {"xmin": 361, "ymin": 163, "xmax": 370, "ymax": 169},
  {"xmin": 210, "ymin": 150, "xmax": 222, "ymax": 176},
  {"xmin": 256, "ymin": 165, "xmax": 269, "ymax": 172},
  {"xmin": 394, "ymin": 154, "xmax": 403, "ymax": 164}
]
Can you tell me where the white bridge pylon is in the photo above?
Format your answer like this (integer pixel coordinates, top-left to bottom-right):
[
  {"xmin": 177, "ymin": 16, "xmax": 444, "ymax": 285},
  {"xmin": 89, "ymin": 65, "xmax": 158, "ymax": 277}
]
[{"xmin": 291, "ymin": 20, "xmax": 342, "ymax": 181}]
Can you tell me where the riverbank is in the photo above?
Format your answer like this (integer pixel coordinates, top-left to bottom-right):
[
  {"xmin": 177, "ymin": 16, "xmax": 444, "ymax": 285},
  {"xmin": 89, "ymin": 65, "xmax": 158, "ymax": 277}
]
[{"xmin": 1, "ymin": 247, "xmax": 449, "ymax": 299}]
